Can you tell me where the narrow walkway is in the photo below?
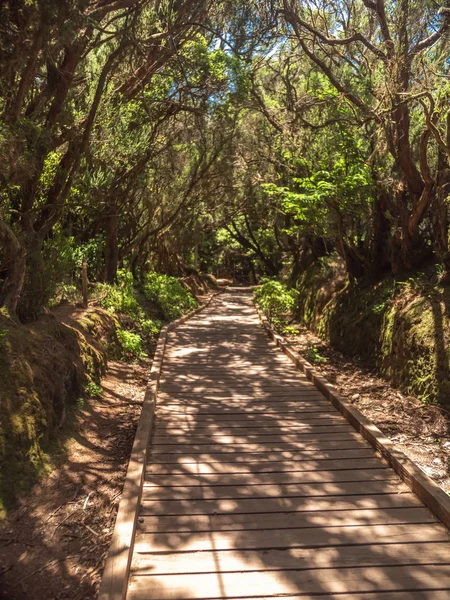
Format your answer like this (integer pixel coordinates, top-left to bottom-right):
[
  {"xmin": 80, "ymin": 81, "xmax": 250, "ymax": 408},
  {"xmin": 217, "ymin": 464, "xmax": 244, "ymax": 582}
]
[{"xmin": 128, "ymin": 291, "xmax": 450, "ymax": 599}]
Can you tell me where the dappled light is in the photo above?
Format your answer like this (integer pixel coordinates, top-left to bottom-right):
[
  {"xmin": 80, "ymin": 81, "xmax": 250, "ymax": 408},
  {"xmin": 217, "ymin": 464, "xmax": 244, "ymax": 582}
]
[{"xmin": 126, "ymin": 291, "xmax": 450, "ymax": 599}]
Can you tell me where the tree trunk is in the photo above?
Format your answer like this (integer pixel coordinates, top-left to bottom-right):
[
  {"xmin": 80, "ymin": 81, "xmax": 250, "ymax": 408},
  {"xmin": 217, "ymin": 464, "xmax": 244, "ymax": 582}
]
[
  {"xmin": 368, "ymin": 190, "xmax": 391, "ymax": 279},
  {"xmin": 105, "ymin": 201, "xmax": 118, "ymax": 284},
  {"xmin": 0, "ymin": 218, "xmax": 26, "ymax": 316},
  {"xmin": 433, "ymin": 152, "xmax": 450, "ymax": 283}
]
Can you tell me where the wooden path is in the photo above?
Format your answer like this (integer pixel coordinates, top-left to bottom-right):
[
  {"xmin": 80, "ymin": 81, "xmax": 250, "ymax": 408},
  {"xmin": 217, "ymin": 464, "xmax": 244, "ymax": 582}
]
[{"xmin": 126, "ymin": 291, "xmax": 450, "ymax": 599}]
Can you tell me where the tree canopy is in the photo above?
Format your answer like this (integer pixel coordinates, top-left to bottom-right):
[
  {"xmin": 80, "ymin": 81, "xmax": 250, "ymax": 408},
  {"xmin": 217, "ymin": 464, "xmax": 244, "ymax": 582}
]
[{"xmin": 1, "ymin": 0, "xmax": 449, "ymax": 320}]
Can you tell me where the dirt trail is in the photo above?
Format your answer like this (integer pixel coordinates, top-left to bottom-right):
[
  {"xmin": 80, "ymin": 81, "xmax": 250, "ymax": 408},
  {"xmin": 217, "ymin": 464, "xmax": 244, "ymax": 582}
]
[
  {"xmin": 0, "ymin": 359, "xmax": 149, "ymax": 600},
  {"xmin": 286, "ymin": 326, "xmax": 450, "ymax": 493}
]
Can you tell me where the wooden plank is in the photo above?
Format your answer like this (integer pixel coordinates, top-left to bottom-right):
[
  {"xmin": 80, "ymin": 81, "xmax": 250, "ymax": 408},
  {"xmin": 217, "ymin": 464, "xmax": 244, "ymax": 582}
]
[
  {"xmin": 157, "ymin": 390, "xmax": 326, "ymax": 396},
  {"xmin": 156, "ymin": 410, "xmax": 340, "ymax": 420},
  {"xmin": 132, "ymin": 522, "xmax": 450, "ymax": 553},
  {"xmin": 157, "ymin": 394, "xmax": 328, "ymax": 401},
  {"xmin": 155, "ymin": 416, "xmax": 345, "ymax": 430},
  {"xmin": 127, "ymin": 565, "xmax": 450, "ymax": 599},
  {"xmin": 162, "ymin": 354, "xmax": 290, "ymax": 360},
  {"xmin": 161, "ymin": 367, "xmax": 302, "ymax": 374},
  {"xmin": 146, "ymin": 454, "xmax": 379, "ymax": 473},
  {"xmin": 151, "ymin": 436, "xmax": 372, "ymax": 453},
  {"xmin": 154, "ymin": 417, "xmax": 348, "ymax": 429},
  {"xmin": 152, "ymin": 427, "xmax": 356, "ymax": 443},
  {"xmin": 141, "ymin": 479, "xmax": 409, "ymax": 501},
  {"xmin": 153, "ymin": 428, "xmax": 355, "ymax": 440},
  {"xmin": 144, "ymin": 465, "xmax": 392, "ymax": 487},
  {"xmin": 138, "ymin": 506, "xmax": 437, "ymax": 533},
  {"xmin": 160, "ymin": 371, "xmax": 307, "ymax": 378},
  {"xmin": 148, "ymin": 447, "xmax": 377, "ymax": 464},
  {"xmin": 157, "ymin": 394, "xmax": 329, "ymax": 402},
  {"xmin": 156, "ymin": 405, "xmax": 340, "ymax": 414},
  {"xmin": 160, "ymin": 377, "xmax": 310, "ymax": 386},
  {"xmin": 131, "ymin": 541, "xmax": 450, "ymax": 575},
  {"xmin": 152, "ymin": 427, "xmax": 353, "ymax": 440},
  {"xmin": 156, "ymin": 401, "xmax": 332, "ymax": 410},
  {"xmin": 140, "ymin": 492, "xmax": 423, "ymax": 516},
  {"xmin": 160, "ymin": 385, "xmax": 319, "ymax": 393},
  {"xmin": 155, "ymin": 417, "xmax": 345, "ymax": 427}
]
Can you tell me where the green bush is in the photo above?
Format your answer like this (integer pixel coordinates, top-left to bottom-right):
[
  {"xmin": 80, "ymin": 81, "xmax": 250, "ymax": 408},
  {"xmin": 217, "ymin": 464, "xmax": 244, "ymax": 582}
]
[
  {"xmin": 83, "ymin": 382, "xmax": 103, "ymax": 398},
  {"xmin": 304, "ymin": 341, "xmax": 327, "ymax": 364},
  {"xmin": 143, "ymin": 273, "xmax": 197, "ymax": 320},
  {"xmin": 97, "ymin": 269, "xmax": 143, "ymax": 319},
  {"xmin": 117, "ymin": 328, "xmax": 143, "ymax": 360},
  {"xmin": 254, "ymin": 279, "xmax": 297, "ymax": 327},
  {"xmin": 92, "ymin": 270, "xmax": 195, "ymax": 358},
  {"xmin": 141, "ymin": 318, "xmax": 162, "ymax": 338}
]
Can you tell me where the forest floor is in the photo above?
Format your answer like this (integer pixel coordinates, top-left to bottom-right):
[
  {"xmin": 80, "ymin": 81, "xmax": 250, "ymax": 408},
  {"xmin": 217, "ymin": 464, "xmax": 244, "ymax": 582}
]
[
  {"xmin": 285, "ymin": 325, "xmax": 450, "ymax": 493},
  {"xmin": 0, "ymin": 357, "xmax": 149, "ymax": 600}
]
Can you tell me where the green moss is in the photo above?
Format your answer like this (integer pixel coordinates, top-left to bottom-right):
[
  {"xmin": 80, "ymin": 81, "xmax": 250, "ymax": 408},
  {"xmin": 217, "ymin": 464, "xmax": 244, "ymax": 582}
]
[
  {"xmin": 0, "ymin": 307, "xmax": 120, "ymax": 517},
  {"xmin": 293, "ymin": 263, "xmax": 450, "ymax": 407}
]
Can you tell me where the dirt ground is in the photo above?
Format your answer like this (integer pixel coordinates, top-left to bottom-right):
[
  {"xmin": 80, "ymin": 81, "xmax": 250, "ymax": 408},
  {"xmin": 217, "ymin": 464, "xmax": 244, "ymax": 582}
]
[
  {"xmin": 286, "ymin": 325, "xmax": 450, "ymax": 493},
  {"xmin": 0, "ymin": 359, "xmax": 150, "ymax": 600}
]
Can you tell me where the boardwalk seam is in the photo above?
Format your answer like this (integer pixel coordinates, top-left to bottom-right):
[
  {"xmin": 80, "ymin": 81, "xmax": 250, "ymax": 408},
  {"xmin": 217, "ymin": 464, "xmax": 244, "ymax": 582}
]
[
  {"xmin": 98, "ymin": 291, "xmax": 221, "ymax": 600},
  {"xmin": 255, "ymin": 305, "xmax": 450, "ymax": 532}
]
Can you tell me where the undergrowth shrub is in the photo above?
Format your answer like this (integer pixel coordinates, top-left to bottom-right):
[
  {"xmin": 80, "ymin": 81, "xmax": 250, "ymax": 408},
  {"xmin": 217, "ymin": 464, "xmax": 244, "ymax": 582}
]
[
  {"xmin": 83, "ymin": 382, "xmax": 103, "ymax": 398},
  {"xmin": 143, "ymin": 273, "xmax": 197, "ymax": 320},
  {"xmin": 117, "ymin": 328, "xmax": 143, "ymax": 361},
  {"xmin": 304, "ymin": 341, "xmax": 327, "ymax": 364},
  {"xmin": 141, "ymin": 318, "xmax": 161, "ymax": 338},
  {"xmin": 97, "ymin": 269, "xmax": 143, "ymax": 319},
  {"xmin": 89, "ymin": 270, "xmax": 198, "ymax": 360},
  {"xmin": 93, "ymin": 270, "xmax": 197, "ymax": 359},
  {"xmin": 254, "ymin": 279, "xmax": 297, "ymax": 327}
]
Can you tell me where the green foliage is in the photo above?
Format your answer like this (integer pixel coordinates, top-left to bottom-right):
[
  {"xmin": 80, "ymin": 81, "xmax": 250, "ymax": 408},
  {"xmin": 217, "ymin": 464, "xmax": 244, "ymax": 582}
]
[
  {"xmin": 304, "ymin": 341, "xmax": 327, "ymax": 364},
  {"xmin": 141, "ymin": 318, "xmax": 162, "ymax": 338},
  {"xmin": 72, "ymin": 235, "xmax": 106, "ymax": 280},
  {"xmin": 37, "ymin": 151, "xmax": 61, "ymax": 199},
  {"xmin": 262, "ymin": 160, "xmax": 373, "ymax": 242},
  {"xmin": 254, "ymin": 279, "xmax": 297, "ymax": 327},
  {"xmin": 143, "ymin": 273, "xmax": 197, "ymax": 320},
  {"xmin": 93, "ymin": 269, "xmax": 196, "ymax": 357},
  {"xmin": 283, "ymin": 325, "xmax": 300, "ymax": 336},
  {"xmin": 98, "ymin": 269, "xmax": 143, "ymax": 319},
  {"xmin": 116, "ymin": 328, "xmax": 143, "ymax": 361},
  {"xmin": 97, "ymin": 270, "xmax": 196, "ymax": 324},
  {"xmin": 42, "ymin": 233, "xmax": 107, "ymax": 309},
  {"xmin": 83, "ymin": 382, "xmax": 103, "ymax": 398}
]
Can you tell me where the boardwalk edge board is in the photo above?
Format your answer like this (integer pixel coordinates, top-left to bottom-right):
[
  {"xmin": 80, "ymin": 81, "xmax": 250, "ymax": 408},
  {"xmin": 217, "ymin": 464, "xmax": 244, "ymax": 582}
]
[
  {"xmin": 256, "ymin": 305, "xmax": 450, "ymax": 532},
  {"xmin": 98, "ymin": 291, "xmax": 221, "ymax": 600}
]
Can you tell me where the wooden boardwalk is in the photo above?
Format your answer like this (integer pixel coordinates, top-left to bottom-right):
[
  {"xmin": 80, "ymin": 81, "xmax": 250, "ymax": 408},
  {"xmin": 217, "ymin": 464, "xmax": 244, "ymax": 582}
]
[{"xmin": 127, "ymin": 291, "xmax": 450, "ymax": 599}]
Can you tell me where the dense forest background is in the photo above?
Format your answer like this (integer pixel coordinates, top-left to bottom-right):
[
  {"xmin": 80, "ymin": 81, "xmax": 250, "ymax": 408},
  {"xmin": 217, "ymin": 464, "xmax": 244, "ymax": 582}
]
[{"xmin": 1, "ymin": 0, "xmax": 449, "ymax": 320}]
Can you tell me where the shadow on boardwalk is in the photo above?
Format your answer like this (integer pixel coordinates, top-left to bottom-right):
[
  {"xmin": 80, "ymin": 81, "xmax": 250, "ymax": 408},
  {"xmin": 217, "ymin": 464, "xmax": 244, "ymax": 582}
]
[{"xmin": 129, "ymin": 291, "xmax": 450, "ymax": 599}]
